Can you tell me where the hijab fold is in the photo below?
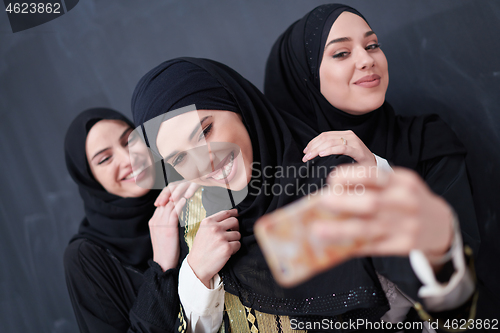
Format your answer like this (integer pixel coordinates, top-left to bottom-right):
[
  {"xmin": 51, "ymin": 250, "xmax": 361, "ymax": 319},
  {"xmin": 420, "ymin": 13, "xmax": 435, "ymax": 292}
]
[
  {"xmin": 132, "ymin": 58, "xmax": 389, "ymax": 321},
  {"xmin": 65, "ymin": 108, "xmax": 158, "ymax": 270}
]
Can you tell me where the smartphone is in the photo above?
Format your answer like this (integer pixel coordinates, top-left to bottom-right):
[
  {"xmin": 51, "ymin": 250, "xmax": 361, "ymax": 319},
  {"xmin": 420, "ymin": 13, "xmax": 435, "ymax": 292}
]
[{"xmin": 254, "ymin": 194, "xmax": 362, "ymax": 287}]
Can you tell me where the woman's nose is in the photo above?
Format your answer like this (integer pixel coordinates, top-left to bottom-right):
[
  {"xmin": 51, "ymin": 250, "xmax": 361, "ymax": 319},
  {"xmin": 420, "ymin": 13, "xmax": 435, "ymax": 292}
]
[
  {"xmin": 187, "ymin": 145, "xmax": 214, "ymax": 176},
  {"xmin": 356, "ymin": 48, "xmax": 375, "ymax": 70},
  {"xmin": 207, "ymin": 143, "xmax": 215, "ymax": 170},
  {"xmin": 117, "ymin": 147, "xmax": 133, "ymax": 168}
]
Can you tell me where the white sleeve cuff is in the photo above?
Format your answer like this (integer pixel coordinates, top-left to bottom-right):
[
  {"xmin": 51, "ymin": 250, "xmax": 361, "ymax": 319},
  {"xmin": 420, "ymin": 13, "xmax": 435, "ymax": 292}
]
[
  {"xmin": 409, "ymin": 214, "xmax": 474, "ymax": 312},
  {"xmin": 178, "ymin": 256, "xmax": 225, "ymax": 333},
  {"xmin": 374, "ymin": 154, "xmax": 394, "ymax": 173}
]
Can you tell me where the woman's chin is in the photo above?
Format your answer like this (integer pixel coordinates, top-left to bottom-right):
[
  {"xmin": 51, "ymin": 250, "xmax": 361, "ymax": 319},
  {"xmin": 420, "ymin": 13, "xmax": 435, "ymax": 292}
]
[
  {"xmin": 228, "ymin": 178, "xmax": 248, "ymax": 191},
  {"xmin": 200, "ymin": 170, "xmax": 247, "ymax": 191},
  {"xmin": 344, "ymin": 100, "xmax": 385, "ymax": 115},
  {"xmin": 135, "ymin": 168, "xmax": 155, "ymax": 190},
  {"xmin": 206, "ymin": 177, "xmax": 247, "ymax": 191},
  {"xmin": 123, "ymin": 186, "xmax": 150, "ymax": 198}
]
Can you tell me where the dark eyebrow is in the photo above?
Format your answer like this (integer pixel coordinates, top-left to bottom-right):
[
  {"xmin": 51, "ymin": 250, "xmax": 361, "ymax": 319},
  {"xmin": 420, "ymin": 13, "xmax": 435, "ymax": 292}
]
[
  {"xmin": 325, "ymin": 31, "xmax": 376, "ymax": 48},
  {"xmin": 163, "ymin": 151, "xmax": 177, "ymax": 163},
  {"xmin": 120, "ymin": 127, "xmax": 133, "ymax": 140},
  {"xmin": 91, "ymin": 127, "xmax": 132, "ymax": 161},
  {"xmin": 364, "ymin": 31, "xmax": 376, "ymax": 38},
  {"xmin": 92, "ymin": 148, "xmax": 110, "ymax": 161},
  {"xmin": 164, "ymin": 115, "xmax": 211, "ymax": 162},
  {"xmin": 325, "ymin": 37, "xmax": 351, "ymax": 48}
]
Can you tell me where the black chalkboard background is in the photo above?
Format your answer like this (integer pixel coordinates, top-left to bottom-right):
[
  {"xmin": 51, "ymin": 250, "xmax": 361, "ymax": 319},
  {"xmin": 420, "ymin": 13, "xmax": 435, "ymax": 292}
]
[{"xmin": 1, "ymin": 1, "xmax": 499, "ymax": 332}]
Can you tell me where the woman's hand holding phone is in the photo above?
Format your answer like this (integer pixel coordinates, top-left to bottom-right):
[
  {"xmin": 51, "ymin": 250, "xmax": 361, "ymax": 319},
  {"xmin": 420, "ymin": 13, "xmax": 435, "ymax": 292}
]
[
  {"xmin": 255, "ymin": 165, "xmax": 454, "ymax": 287},
  {"xmin": 313, "ymin": 166, "xmax": 454, "ymax": 263}
]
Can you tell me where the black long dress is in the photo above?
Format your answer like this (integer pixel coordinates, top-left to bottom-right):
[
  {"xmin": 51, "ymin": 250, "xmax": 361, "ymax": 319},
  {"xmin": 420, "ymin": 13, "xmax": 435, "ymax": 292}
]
[
  {"xmin": 63, "ymin": 108, "xmax": 182, "ymax": 333},
  {"xmin": 64, "ymin": 239, "xmax": 183, "ymax": 333}
]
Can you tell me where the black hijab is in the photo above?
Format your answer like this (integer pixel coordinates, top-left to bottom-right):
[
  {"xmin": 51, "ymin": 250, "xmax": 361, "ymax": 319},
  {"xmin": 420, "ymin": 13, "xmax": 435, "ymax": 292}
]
[
  {"xmin": 264, "ymin": 3, "xmax": 465, "ymax": 171},
  {"xmin": 65, "ymin": 108, "xmax": 158, "ymax": 270},
  {"xmin": 132, "ymin": 58, "xmax": 390, "ymax": 321}
]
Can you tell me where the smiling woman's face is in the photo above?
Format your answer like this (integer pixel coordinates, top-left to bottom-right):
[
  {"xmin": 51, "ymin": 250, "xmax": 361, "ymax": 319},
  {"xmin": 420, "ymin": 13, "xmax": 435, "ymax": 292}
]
[
  {"xmin": 86, "ymin": 119, "xmax": 153, "ymax": 197},
  {"xmin": 156, "ymin": 110, "xmax": 253, "ymax": 191},
  {"xmin": 319, "ymin": 11, "xmax": 389, "ymax": 115}
]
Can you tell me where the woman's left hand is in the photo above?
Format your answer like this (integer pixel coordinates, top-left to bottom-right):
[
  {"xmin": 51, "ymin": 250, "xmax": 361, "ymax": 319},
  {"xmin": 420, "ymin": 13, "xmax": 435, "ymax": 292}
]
[
  {"xmin": 150, "ymin": 199, "xmax": 186, "ymax": 272},
  {"xmin": 312, "ymin": 166, "xmax": 454, "ymax": 265},
  {"xmin": 303, "ymin": 130, "xmax": 376, "ymax": 166}
]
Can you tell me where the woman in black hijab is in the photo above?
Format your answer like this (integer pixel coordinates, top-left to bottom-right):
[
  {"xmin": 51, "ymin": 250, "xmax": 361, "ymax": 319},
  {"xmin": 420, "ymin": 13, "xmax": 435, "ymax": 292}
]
[
  {"xmin": 265, "ymin": 0, "xmax": 480, "ymax": 313},
  {"xmin": 63, "ymin": 108, "xmax": 184, "ymax": 333},
  {"xmin": 132, "ymin": 57, "xmax": 473, "ymax": 332},
  {"xmin": 264, "ymin": 4, "xmax": 464, "ymax": 169}
]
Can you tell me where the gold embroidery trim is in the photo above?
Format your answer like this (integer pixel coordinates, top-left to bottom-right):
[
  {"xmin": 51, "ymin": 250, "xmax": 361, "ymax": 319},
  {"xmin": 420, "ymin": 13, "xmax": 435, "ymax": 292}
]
[
  {"xmin": 182, "ymin": 188, "xmax": 306, "ymax": 333},
  {"xmin": 183, "ymin": 188, "xmax": 206, "ymax": 251}
]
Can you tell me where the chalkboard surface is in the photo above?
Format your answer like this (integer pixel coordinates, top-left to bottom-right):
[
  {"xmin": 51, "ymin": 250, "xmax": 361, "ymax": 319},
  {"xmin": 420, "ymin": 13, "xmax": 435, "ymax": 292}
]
[{"xmin": 1, "ymin": 1, "xmax": 499, "ymax": 332}]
